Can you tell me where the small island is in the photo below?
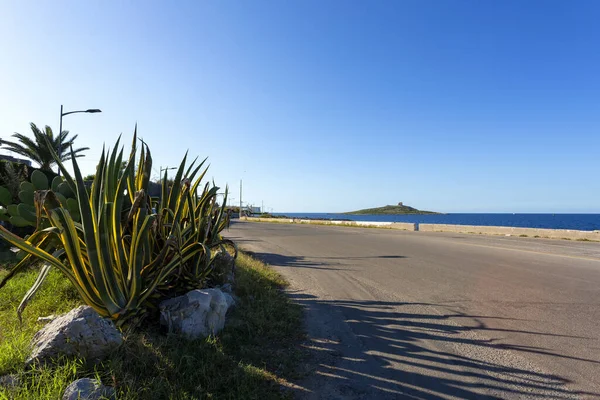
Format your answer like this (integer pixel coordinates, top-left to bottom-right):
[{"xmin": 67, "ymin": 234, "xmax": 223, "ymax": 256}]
[{"xmin": 345, "ymin": 202, "xmax": 439, "ymax": 215}]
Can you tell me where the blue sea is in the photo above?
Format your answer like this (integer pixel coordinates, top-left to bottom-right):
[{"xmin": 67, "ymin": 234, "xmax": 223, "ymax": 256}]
[{"xmin": 272, "ymin": 213, "xmax": 600, "ymax": 231}]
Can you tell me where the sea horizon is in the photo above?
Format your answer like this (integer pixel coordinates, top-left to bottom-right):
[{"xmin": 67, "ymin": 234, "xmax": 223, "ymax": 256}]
[{"xmin": 270, "ymin": 212, "xmax": 600, "ymax": 231}]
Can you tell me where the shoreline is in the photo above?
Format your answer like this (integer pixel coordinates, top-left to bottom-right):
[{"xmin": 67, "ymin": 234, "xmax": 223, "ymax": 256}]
[
  {"xmin": 241, "ymin": 217, "xmax": 600, "ymax": 242},
  {"xmin": 262, "ymin": 212, "xmax": 600, "ymax": 232}
]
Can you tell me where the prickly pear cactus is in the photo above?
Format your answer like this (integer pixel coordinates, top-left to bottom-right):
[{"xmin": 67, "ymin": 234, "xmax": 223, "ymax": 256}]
[{"xmin": 0, "ymin": 171, "xmax": 80, "ymax": 227}]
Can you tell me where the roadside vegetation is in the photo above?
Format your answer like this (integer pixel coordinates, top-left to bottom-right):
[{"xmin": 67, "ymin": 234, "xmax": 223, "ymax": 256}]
[
  {"xmin": 0, "ymin": 124, "xmax": 306, "ymax": 398},
  {"xmin": 0, "ymin": 129, "xmax": 234, "ymax": 327},
  {"xmin": 0, "ymin": 251, "xmax": 305, "ymax": 399}
]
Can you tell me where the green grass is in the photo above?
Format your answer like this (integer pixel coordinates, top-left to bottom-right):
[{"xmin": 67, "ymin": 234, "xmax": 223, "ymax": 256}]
[
  {"xmin": 0, "ymin": 252, "xmax": 305, "ymax": 399},
  {"xmin": 519, "ymin": 234, "xmax": 528, "ymax": 237}
]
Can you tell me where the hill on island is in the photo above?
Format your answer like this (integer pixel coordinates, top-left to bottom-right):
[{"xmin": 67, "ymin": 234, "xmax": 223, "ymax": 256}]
[{"xmin": 345, "ymin": 203, "xmax": 439, "ymax": 215}]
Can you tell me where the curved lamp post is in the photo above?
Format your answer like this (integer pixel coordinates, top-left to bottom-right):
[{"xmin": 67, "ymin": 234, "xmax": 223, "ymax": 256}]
[{"xmin": 58, "ymin": 105, "xmax": 101, "ymax": 175}]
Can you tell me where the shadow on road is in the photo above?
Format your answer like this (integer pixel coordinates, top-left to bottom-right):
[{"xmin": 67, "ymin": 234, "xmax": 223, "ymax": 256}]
[
  {"xmin": 247, "ymin": 251, "xmax": 407, "ymax": 271},
  {"xmin": 285, "ymin": 293, "xmax": 599, "ymax": 399},
  {"xmin": 226, "ymin": 231, "xmax": 599, "ymax": 398},
  {"xmin": 313, "ymin": 255, "xmax": 408, "ymax": 260}
]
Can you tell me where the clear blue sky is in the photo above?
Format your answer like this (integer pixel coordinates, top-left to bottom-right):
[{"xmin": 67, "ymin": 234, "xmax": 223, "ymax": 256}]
[{"xmin": 1, "ymin": 1, "xmax": 599, "ymax": 213}]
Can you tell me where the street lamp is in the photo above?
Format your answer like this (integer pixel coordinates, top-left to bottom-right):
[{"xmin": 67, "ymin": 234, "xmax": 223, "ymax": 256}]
[
  {"xmin": 159, "ymin": 166, "xmax": 177, "ymax": 191},
  {"xmin": 159, "ymin": 166, "xmax": 177, "ymax": 180},
  {"xmin": 59, "ymin": 105, "xmax": 102, "ymax": 175}
]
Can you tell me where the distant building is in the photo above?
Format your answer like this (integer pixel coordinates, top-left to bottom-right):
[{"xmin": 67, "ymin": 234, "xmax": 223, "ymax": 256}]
[
  {"xmin": 398, "ymin": 202, "xmax": 403, "ymax": 206},
  {"xmin": 0, "ymin": 154, "xmax": 32, "ymax": 166}
]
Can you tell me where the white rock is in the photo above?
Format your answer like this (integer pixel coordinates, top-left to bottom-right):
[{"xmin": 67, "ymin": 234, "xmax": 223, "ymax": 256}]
[
  {"xmin": 220, "ymin": 283, "xmax": 233, "ymax": 293},
  {"xmin": 223, "ymin": 291, "xmax": 236, "ymax": 309},
  {"xmin": 27, "ymin": 306, "xmax": 123, "ymax": 366},
  {"xmin": 159, "ymin": 288, "xmax": 235, "ymax": 339},
  {"xmin": 219, "ymin": 284, "xmax": 239, "ymax": 307},
  {"xmin": 62, "ymin": 378, "xmax": 115, "ymax": 400},
  {"xmin": 202, "ymin": 288, "xmax": 235, "ymax": 330}
]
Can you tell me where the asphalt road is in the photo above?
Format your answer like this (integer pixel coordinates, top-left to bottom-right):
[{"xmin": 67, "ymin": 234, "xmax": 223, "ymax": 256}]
[{"xmin": 226, "ymin": 221, "xmax": 600, "ymax": 400}]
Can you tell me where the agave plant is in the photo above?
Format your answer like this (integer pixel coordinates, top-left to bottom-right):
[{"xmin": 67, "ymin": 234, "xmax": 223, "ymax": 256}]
[
  {"xmin": 151, "ymin": 153, "xmax": 236, "ymax": 298},
  {"xmin": 0, "ymin": 130, "xmax": 208, "ymax": 327}
]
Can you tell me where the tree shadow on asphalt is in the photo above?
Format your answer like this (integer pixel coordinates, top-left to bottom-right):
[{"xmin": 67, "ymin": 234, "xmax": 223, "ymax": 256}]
[
  {"xmin": 227, "ymin": 233, "xmax": 599, "ymax": 398},
  {"xmin": 247, "ymin": 252, "xmax": 407, "ymax": 271},
  {"xmin": 245, "ymin": 252, "xmax": 351, "ymax": 271},
  {"xmin": 286, "ymin": 293, "xmax": 599, "ymax": 399},
  {"xmin": 313, "ymin": 255, "xmax": 408, "ymax": 260}
]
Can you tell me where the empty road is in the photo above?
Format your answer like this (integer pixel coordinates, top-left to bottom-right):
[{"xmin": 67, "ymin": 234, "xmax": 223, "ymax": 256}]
[{"xmin": 227, "ymin": 221, "xmax": 600, "ymax": 399}]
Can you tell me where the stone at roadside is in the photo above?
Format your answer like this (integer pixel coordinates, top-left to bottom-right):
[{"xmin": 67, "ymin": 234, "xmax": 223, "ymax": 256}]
[
  {"xmin": 62, "ymin": 378, "xmax": 115, "ymax": 400},
  {"xmin": 220, "ymin": 283, "xmax": 232, "ymax": 293},
  {"xmin": 223, "ymin": 291, "xmax": 236, "ymax": 309},
  {"xmin": 219, "ymin": 283, "xmax": 240, "ymax": 307},
  {"xmin": 159, "ymin": 288, "xmax": 235, "ymax": 339},
  {"xmin": 0, "ymin": 374, "xmax": 19, "ymax": 390},
  {"xmin": 26, "ymin": 306, "xmax": 123, "ymax": 366}
]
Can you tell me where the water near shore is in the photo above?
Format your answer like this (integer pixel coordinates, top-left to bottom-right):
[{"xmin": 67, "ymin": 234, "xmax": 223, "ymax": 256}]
[{"xmin": 273, "ymin": 213, "xmax": 600, "ymax": 231}]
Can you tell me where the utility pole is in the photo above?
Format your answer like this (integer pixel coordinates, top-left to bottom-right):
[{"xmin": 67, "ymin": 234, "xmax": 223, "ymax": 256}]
[{"xmin": 239, "ymin": 180, "xmax": 243, "ymax": 219}]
